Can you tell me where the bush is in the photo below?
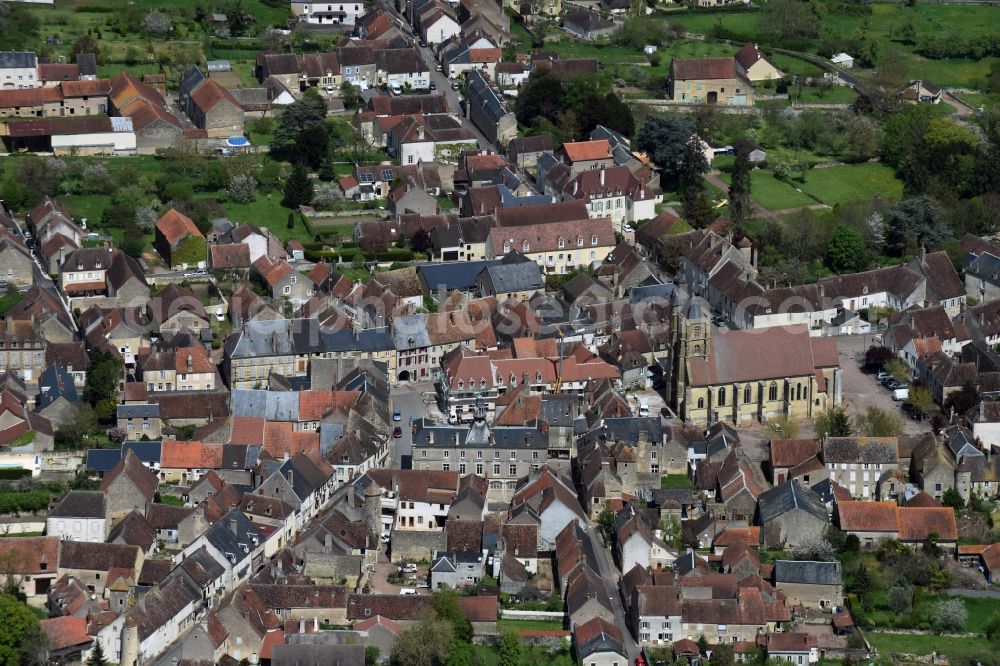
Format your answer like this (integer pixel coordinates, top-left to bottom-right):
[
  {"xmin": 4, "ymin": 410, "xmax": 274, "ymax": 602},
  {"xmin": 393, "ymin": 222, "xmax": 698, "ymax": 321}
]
[
  {"xmin": 227, "ymin": 174, "xmax": 258, "ymax": 204},
  {"xmin": 930, "ymin": 599, "xmax": 967, "ymax": 632},
  {"xmin": 0, "ymin": 469, "xmax": 31, "ymax": 480}
]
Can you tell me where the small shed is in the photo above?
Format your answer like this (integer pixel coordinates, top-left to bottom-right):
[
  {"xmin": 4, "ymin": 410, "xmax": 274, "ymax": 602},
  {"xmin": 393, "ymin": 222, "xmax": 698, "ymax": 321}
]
[
  {"xmin": 206, "ymin": 60, "xmax": 231, "ymax": 73},
  {"xmin": 830, "ymin": 52, "xmax": 853, "ymax": 69}
]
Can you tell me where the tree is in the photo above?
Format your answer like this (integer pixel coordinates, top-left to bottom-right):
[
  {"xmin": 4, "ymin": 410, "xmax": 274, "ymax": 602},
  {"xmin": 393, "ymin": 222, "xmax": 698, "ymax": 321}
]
[
  {"xmin": 83, "ymin": 350, "xmax": 122, "ymax": 408},
  {"xmin": 391, "ymin": 617, "xmax": 454, "ymax": 666},
  {"xmin": 826, "ymin": 225, "xmax": 865, "ymax": 273},
  {"xmin": 270, "ymin": 90, "xmax": 327, "ymax": 161},
  {"xmin": 498, "ymin": 631, "xmax": 522, "ymax": 666},
  {"xmin": 86, "ymin": 642, "xmax": 108, "ymax": 666},
  {"xmin": 697, "ymin": 635, "xmax": 709, "ymax": 655},
  {"xmin": 636, "ymin": 115, "xmax": 696, "ymax": 189},
  {"xmin": 134, "ymin": 203, "xmax": 159, "ymax": 233},
  {"xmin": 855, "ymin": 406, "xmax": 905, "ymax": 437},
  {"xmin": 679, "ymin": 136, "xmax": 709, "ymax": 195},
  {"xmin": 431, "ymin": 589, "xmax": 472, "ymax": 644},
  {"xmin": 681, "ymin": 187, "xmax": 716, "ymax": 229},
  {"xmin": 884, "ymin": 196, "xmax": 950, "ymax": 257},
  {"xmin": 864, "ymin": 345, "xmax": 894, "ymax": 372},
  {"xmin": 597, "ymin": 501, "xmax": 615, "ymax": 543},
  {"xmin": 282, "ymin": 162, "xmax": 313, "ymax": 209},
  {"xmin": 884, "ymin": 357, "xmax": 910, "ymax": 383},
  {"xmin": 945, "ymin": 380, "xmax": 979, "ymax": 416},
  {"xmin": 709, "ymin": 642, "xmax": 735, "ymax": 666},
  {"xmin": 942, "ymin": 488, "xmax": 965, "ymax": 511},
  {"xmin": 341, "ymin": 81, "xmax": 361, "ymax": 109},
  {"xmin": 286, "ymin": 213, "xmax": 295, "ymax": 230},
  {"xmin": 228, "ymin": 174, "xmax": 257, "ymax": 204},
  {"xmin": 791, "ymin": 533, "xmax": 836, "ymax": 561},
  {"xmin": 143, "ymin": 9, "xmax": 172, "ymax": 34},
  {"xmin": 72, "ymin": 34, "xmax": 99, "ymax": 58},
  {"xmin": 931, "ymin": 598, "xmax": 967, "ymax": 633},
  {"xmin": 760, "ymin": 0, "xmax": 818, "ymax": 41},
  {"xmin": 814, "ymin": 408, "xmax": 852, "ymax": 440},
  {"xmin": 887, "ymin": 583, "xmax": 913, "ymax": 614},
  {"xmin": 318, "ymin": 152, "xmax": 336, "ymax": 182},
  {"xmin": 0, "ymin": 594, "xmax": 46, "ymax": 666},
  {"xmin": 106, "ymin": 426, "xmax": 127, "ymax": 444},
  {"xmin": 985, "ymin": 611, "xmax": 1000, "ymax": 644},
  {"xmin": 728, "ymin": 142, "xmax": 753, "ymax": 230},
  {"xmin": 295, "ymin": 123, "xmax": 331, "ymax": 170},
  {"xmin": 768, "ymin": 415, "xmax": 799, "ymax": 439},
  {"xmin": 907, "ymin": 385, "xmax": 934, "ymax": 416},
  {"xmin": 514, "ymin": 68, "xmax": 565, "ymax": 130},
  {"xmin": 844, "ymin": 115, "xmax": 878, "ymax": 162},
  {"xmin": 411, "ymin": 228, "xmax": 432, "ymax": 254}
]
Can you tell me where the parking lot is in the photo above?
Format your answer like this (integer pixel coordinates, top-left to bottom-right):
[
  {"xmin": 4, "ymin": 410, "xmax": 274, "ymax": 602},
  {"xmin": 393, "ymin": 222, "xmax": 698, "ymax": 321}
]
[{"xmin": 835, "ymin": 335, "xmax": 926, "ymax": 435}]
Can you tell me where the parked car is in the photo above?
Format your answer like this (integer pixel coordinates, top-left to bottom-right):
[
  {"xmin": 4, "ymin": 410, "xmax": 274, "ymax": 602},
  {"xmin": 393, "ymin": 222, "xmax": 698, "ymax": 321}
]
[
  {"xmin": 638, "ymin": 403, "xmax": 649, "ymax": 417},
  {"xmin": 393, "ymin": 426, "xmax": 402, "ymax": 438},
  {"xmin": 390, "ymin": 84, "xmax": 402, "ymax": 95},
  {"xmin": 398, "ymin": 563, "xmax": 417, "ymax": 574},
  {"xmin": 450, "ymin": 81, "xmax": 459, "ymax": 91},
  {"xmin": 876, "ymin": 371, "xmax": 891, "ymax": 382},
  {"xmin": 712, "ymin": 315, "xmax": 726, "ymax": 327},
  {"xmin": 429, "ymin": 81, "xmax": 436, "ymax": 90},
  {"xmin": 393, "ymin": 410, "xmax": 401, "ymax": 421},
  {"xmin": 399, "ymin": 588, "xmax": 417, "ymax": 596},
  {"xmin": 891, "ymin": 386, "xmax": 910, "ymax": 401}
]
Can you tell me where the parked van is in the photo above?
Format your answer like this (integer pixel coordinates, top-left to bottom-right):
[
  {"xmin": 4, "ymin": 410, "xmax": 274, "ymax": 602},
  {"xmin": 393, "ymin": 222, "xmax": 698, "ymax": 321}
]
[
  {"xmin": 638, "ymin": 403, "xmax": 650, "ymax": 417},
  {"xmin": 399, "ymin": 588, "xmax": 417, "ymax": 595},
  {"xmin": 892, "ymin": 386, "xmax": 909, "ymax": 401}
]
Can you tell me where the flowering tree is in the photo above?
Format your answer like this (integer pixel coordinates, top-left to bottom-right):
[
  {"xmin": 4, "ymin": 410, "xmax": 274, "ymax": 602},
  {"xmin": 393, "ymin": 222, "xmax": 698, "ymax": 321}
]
[
  {"xmin": 106, "ymin": 426, "xmax": 128, "ymax": 444},
  {"xmin": 143, "ymin": 10, "xmax": 172, "ymax": 34},
  {"xmin": 227, "ymin": 174, "xmax": 257, "ymax": 204}
]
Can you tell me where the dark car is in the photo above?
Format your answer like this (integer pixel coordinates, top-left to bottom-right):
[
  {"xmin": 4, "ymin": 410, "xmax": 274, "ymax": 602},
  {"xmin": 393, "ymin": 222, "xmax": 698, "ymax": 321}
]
[
  {"xmin": 393, "ymin": 426, "xmax": 402, "ymax": 438},
  {"xmin": 429, "ymin": 81, "xmax": 436, "ymax": 90}
]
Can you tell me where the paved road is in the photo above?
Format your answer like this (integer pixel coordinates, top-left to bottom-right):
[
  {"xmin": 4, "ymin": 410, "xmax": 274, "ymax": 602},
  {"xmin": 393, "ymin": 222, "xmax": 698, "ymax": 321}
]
[
  {"xmin": 390, "ymin": 381, "xmax": 436, "ymax": 468},
  {"xmin": 585, "ymin": 524, "xmax": 640, "ymax": 663}
]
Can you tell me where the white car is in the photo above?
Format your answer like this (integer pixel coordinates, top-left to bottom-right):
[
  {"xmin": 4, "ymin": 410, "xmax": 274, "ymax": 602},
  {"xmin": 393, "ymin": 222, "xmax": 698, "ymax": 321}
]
[{"xmin": 390, "ymin": 84, "xmax": 402, "ymax": 96}]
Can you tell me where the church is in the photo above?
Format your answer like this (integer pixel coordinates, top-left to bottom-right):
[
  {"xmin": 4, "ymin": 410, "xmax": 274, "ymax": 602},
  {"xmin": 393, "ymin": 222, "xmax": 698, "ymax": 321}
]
[{"xmin": 669, "ymin": 300, "xmax": 843, "ymax": 425}]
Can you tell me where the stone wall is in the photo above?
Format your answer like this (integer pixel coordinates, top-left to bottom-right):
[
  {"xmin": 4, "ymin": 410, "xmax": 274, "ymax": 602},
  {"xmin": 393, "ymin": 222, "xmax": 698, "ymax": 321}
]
[{"xmin": 390, "ymin": 529, "xmax": 446, "ymax": 563}]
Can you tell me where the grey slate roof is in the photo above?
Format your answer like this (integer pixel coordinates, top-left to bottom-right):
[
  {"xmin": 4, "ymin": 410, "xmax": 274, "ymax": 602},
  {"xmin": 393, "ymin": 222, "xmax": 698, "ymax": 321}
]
[
  {"xmin": 477, "ymin": 260, "xmax": 544, "ymax": 294},
  {"xmin": 466, "ymin": 70, "xmax": 512, "ymax": 125},
  {"xmin": 230, "ymin": 389, "xmax": 299, "ymax": 421},
  {"xmin": 0, "ymin": 52, "xmax": 37, "ymax": 69},
  {"xmin": 117, "ymin": 403, "xmax": 160, "ymax": 419},
  {"xmin": 50, "ymin": 490, "xmax": 106, "ymax": 518},
  {"xmin": 36, "ymin": 362, "xmax": 79, "ymax": 409},
  {"xmin": 822, "ymin": 437, "xmax": 898, "ymax": 464},
  {"xmin": 204, "ymin": 508, "xmax": 260, "ymax": 567},
  {"xmin": 412, "ymin": 419, "xmax": 547, "ymax": 449},
  {"xmin": 418, "ymin": 260, "xmax": 498, "ymax": 293},
  {"xmin": 392, "ymin": 314, "xmax": 432, "ymax": 350},
  {"xmin": 602, "ymin": 417, "xmax": 662, "ymax": 445},
  {"xmin": 773, "ymin": 559, "xmax": 842, "ymax": 586},
  {"xmin": 756, "ymin": 480, "xmax": 828, "ymax": 524}
]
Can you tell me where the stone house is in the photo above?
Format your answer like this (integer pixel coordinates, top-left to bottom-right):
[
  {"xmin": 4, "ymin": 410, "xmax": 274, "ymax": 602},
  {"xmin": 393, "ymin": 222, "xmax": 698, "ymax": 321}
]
[
  {"xmin": 0, "ymin": 235, "xmax": 33, "ymax": 287},
  {"xmin": 148, "ymin": 284, "xmax": 210, "ymax": 340},
  {"xmin": 57, "ymin": 541, "xmax": 143, "ymax": 596},
  {"xmin": 0, "ymin": 537, "xmax": 59, "ymax": 599},
  {"xmin": 154, "ymin": 209, "xmax": 206, "ymax": 270},
  {"xmin": 822, "ymin": 436, "xmax": 898, "ymax": 500},
  {"xmin": 755, "ymin": 481, "xmax": 828, "ymax": 550},
  {"xmin": 46, "ymin": 491, "xmax": 108, "ymax": 542},
  {"xmin": 733, "ymin": 43, "xmax": 784, "ymax": 82},
  {"xmin": 668, "ymin": 57, "xmax": 754, "ymax": 106},
  {"xmin": 772, "ymin": 560, "xmax": 843, "ymax": 610},
  {"xmin": 99, "ymin": 450, "xmax": 159, "ymax": 522},
  {"xmin": 187, "ymin": 79, "xmax": 244, "ymax": 138}
]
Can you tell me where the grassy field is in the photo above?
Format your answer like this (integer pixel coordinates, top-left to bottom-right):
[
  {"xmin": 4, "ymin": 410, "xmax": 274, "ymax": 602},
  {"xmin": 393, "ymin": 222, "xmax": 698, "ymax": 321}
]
[
  {"xmin": 866, "ymin": 632, "xmax": 994, "ymax": 661},
  {"xmin": 718, "ymin": 170, "xmax": 815, "ymax": 211},
  {"xmin": 661, "ymin": 474, "xmax": 694, "ymax": 489},
  {"xmin": 224, "ymin": 193, "xmax": 313, "ymax": 242},
  {"xmin": 658, "ymin": 4, "xmax": 1000, "ymax": 88},
  {"xmin": 797, "ymin": 163, "xmax": 903, "ymax": 207},
  {"xmin": 0, "ymin": 291, "xmax": 25, "ymax": 317},
  {"xmin": 497, "ymin": 618, "xmax": 565, "ymax": 632},
  {"xmin": 472, "ymin": 644, "xmax": 574, "ymax": 666}
]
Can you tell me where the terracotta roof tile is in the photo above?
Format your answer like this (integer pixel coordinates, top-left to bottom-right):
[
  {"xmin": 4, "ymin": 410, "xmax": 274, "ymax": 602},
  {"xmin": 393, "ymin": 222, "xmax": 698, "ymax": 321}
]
[
  {"xmin": 160, "ymin": 440, "xmax": 224, "ymax": 470},
  {"xmin": 156, "ymin": 208, "xmax": 204, "ymax": 245},
  {"xmin": 563, "ymin": 139, "xmax": 611, "ymax": 162}
]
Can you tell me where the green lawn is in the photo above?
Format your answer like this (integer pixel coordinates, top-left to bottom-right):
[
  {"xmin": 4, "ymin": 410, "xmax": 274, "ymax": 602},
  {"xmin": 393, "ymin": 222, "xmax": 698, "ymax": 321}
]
[
  {"xmin": 472, "ymin": 643, "xmax": 574, "ymax": 666},
  {"xmin": 157, "ymin": 495, "xmax": 185, "ymax": 507},
  {"xmin": 792, "ymin": 84, "xmax": 859, "ymax": 105},
  {"xmin": 717, "ymin": 170, "xmax": 815, "ymax": 211},
  {"xmin": 796, "ymin": 163, "xmax": 904, "ymax": 207},
  {"xmin": 664, "ymin": 218, "xmax": 694, "ymax": 235},
  {"xmin": 497, "ymin": 618, "xmax": 564, "ymax": 632},
  {"xmin": 924, "ymin": 594, "xmax": 1000, "ymax": 634},
  {"xmin": 661, "ymin": 474, "xmax": 693, "ymax": 489},
  {"xmin": 223, "ymin": 194, "xmax": 314, "ymax": 243},
  {"xmin": 957, "ymin": 92, "xmax": 999, "ymax": 112},
  {"xmin": 866, "ymin": 632, "xmax": 995, "ymax": 661},
  {"xmin": 0, "ymin": 291, "xmax": 24, "ymax": 316}
]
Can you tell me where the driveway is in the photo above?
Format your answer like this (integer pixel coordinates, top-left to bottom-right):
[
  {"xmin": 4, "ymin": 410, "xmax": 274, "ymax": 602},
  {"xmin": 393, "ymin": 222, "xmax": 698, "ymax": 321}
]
[{"xmin": 834, "ymin": 334, "xmax": 925, "ymax": 434}]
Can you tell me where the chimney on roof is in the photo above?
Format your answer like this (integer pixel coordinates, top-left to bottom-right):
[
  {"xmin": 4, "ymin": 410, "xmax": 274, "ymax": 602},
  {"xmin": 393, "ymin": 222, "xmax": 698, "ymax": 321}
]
[
  {"xmin": 600, "ymin": 169, "xmax": 605, "ymax": 186},
  {"xmin": 287, "ymin": 469, "xmax": 294, "ymax": 487},
  {"xmin": 572, "ymin": 181, "xmax": 577, "ymax": 196},
  {"xmin": 299, "ymin": 617, "xmax": 305, "ymax": 633},
  {"xmin": 186, "ymin": 354, "xmax": 193, "ymax": 371},
  {"xmin": 229, "ymin": 517, "xmax": 238, "ymax": 536},
  {"xmin": 920, "ymin": 245, "xmax": 927, "ymax": 266}
]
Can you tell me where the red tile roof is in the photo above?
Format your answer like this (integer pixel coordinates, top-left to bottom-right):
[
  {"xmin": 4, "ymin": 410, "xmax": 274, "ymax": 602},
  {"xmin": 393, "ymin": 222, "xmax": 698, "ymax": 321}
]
[
  {"xmin": 40, "ymin": 616, "xmax": 91, "ymax": 651},
  {"xmin": 156, "ymin": 208, "xmax": 203, "ymax": 245},
  {"xmin": 671, "ymin": 57, "xmax": 751, "ymax": 84},
  {"xmin": 457, "ymin": 595, "xmax": 497, "ymax": 622},
  {"xmin": 563, "ymin": 139, "xmax": 611, "ymax": 163},
  {"xmin": 160, "ymin": 440, "xmax": 224, "ymax": 470}
]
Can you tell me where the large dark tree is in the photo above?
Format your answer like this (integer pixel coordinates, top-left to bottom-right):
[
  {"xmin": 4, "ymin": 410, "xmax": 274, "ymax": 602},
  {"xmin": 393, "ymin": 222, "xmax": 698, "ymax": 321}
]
[
  {"xmin": 884, "ymin": 196, "xmax": 951, "ymax": 256},
  {"xmin": 636, "ymin": 115, "xmax": 696, "ymax": 189},
  {"xmin": 678, "ymin": 136, "xmax": 709, "ymax": 195},
  {"xmin": 682, "ymin": 187, "xmax": 716, "ymax": 229},
  {"xmin": 282, "ymin": 163, "xmax": 313, "ymax": 209},
  {"xmin": 577, "ymin": 91, "xmax": 635, "ymax": 139},
  {"xmin": 728, "ymin": 140, "xmax": 754, "ymax": 231},
  {"xmin": 270, "ymin": 90, "xmax": 327, "ymax": 162},
  {"xmin": 514, "ymin": 69, "xmax": 565, "ymax": 129}
]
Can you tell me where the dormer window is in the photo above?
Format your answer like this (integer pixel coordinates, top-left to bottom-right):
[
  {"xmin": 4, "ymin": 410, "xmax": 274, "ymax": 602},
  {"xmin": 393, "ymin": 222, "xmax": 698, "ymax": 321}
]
[
  {"xmin": 458, "ymin": 380, "xmax": 464, "ymax": 389},
  {"xmin": 577, "ymin": 235, "xmax": 584, "ymax": 247},
  {"xmin": 522, "ymin": 241, "xmax": 530, "ymax": 252},
  {"xmin": 862, "ymin": 286, "xmax": 869, "ymax": 295},
  {"xmin": 591, "ymin": 235, "xmax": 598, "ymax": 245},
  {"xmin": 503, "ymin": 241, "xmax": 510, "ymax": 253},
  {"xmin": 480, "ymin": 379, "xmax": 486, "ymax": 388},
  {"xmin": 557, "ymin": 238, "xmax": 565, "ymax": 249}
]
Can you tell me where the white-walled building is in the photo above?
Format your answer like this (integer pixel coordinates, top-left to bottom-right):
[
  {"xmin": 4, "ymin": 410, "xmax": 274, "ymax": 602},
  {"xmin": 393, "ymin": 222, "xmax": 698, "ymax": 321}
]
[{"xmin": 46, "ymin": 490, "xmax": 108, "ymax": 542}]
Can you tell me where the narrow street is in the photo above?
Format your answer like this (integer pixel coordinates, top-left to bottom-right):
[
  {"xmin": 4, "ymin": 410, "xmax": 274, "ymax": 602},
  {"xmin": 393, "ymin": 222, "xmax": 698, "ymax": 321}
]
[
  {"xmin": 389, "ymin": 380, "xmax": 436, "ymax": 468},
  {"xmin": 585, "ymin": 524, "xmax": 640, "ymax": 663}
]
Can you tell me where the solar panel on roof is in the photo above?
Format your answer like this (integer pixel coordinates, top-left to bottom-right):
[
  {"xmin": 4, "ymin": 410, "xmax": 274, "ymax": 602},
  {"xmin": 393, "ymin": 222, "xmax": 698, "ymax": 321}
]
[
  {"xmin": 359, "ymin": 172, "xmax": 374, "ymax": 183},
  {"xmin": 382, "ymin": 168, "xmax": 394, "ymax": 181}
]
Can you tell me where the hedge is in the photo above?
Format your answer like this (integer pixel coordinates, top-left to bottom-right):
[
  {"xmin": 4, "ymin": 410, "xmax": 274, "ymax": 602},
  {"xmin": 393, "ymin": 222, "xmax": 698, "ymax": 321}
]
[
  {"xmin": 304, "ymin": 249, "xmax": 415, "ymax": 262},
  {"xmin": 0, "ymin": 469, "xmax": 31, "ymax": 480}
]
